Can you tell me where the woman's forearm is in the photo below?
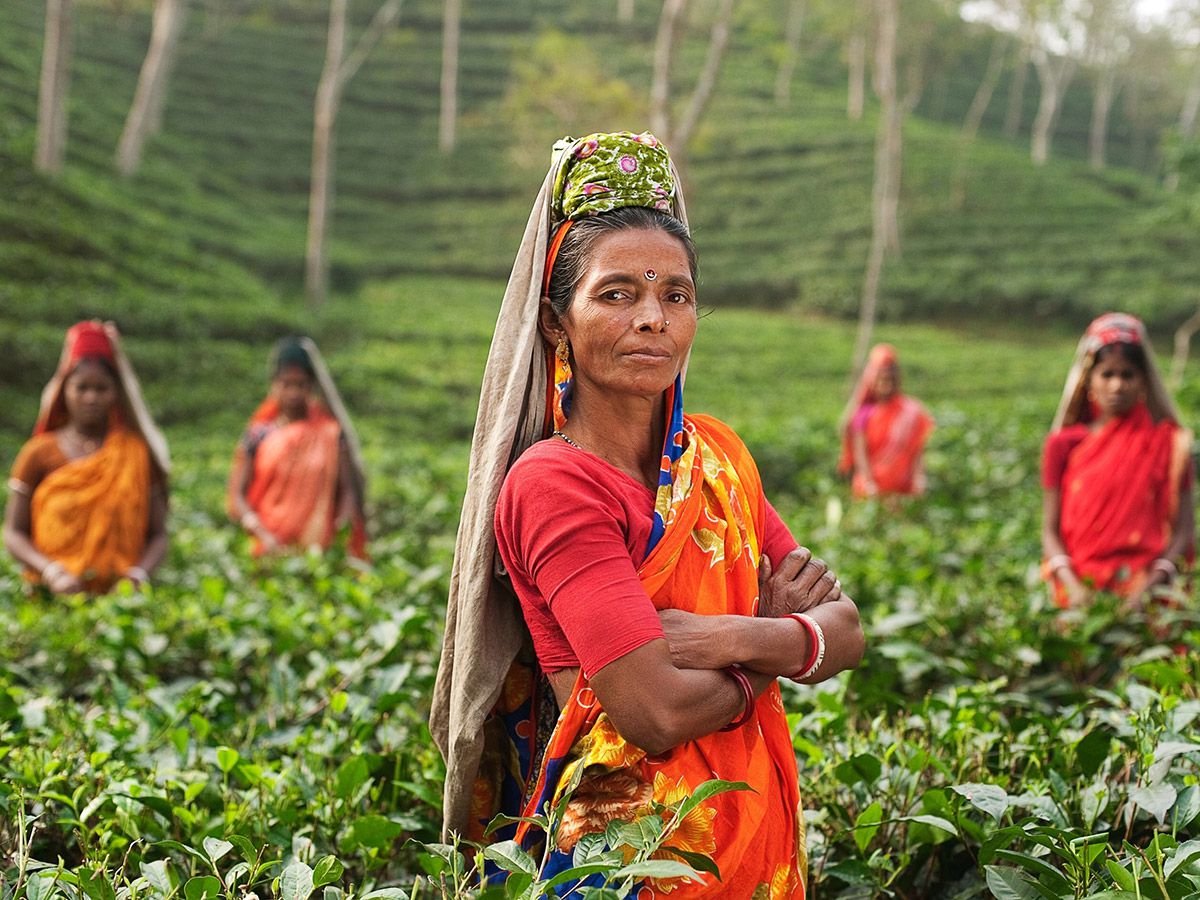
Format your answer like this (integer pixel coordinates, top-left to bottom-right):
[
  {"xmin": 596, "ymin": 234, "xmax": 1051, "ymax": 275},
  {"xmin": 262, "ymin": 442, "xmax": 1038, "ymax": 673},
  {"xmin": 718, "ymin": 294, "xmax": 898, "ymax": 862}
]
[{"xmin": 590, "ymin": 641, "xmax": 767, "ymax": 756}]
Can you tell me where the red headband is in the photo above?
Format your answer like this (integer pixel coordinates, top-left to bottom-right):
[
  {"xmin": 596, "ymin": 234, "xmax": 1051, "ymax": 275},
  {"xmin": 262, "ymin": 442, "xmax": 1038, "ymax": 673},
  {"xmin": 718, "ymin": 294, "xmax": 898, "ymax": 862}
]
[{"xmin": 66, "ymin": 321, "xmax": 115, "ymax": 364}]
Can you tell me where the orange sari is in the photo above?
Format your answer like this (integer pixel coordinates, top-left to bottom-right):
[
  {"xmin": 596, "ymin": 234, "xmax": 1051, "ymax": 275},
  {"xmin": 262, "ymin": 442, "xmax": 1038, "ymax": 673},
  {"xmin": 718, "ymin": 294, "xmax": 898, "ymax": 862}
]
[
  {"xmin": 228, "ymin": 399, "xmax": 359, "ymax": 556},
  {"xmin": 514, "ymin": 415, "xmax": 806, "ymax": 899},
  {"xmin": 848, "ymin": 396, "xmax": 934, "ymax": 498},
  {"xmin": 31, "ymin": 428, "xmax": 151, "ymax": 593},
  {"xmin": 1052, "ymin": 402, "xmax": 1192, "ymax": 604}
]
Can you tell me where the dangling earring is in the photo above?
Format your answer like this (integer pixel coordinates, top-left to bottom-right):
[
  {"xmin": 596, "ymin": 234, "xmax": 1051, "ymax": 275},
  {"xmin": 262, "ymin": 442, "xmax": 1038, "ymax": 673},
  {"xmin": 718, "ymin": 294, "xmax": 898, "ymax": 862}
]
[{"xmin": 556, "ymin": 335, "xmax": 570, "ymax": 363}]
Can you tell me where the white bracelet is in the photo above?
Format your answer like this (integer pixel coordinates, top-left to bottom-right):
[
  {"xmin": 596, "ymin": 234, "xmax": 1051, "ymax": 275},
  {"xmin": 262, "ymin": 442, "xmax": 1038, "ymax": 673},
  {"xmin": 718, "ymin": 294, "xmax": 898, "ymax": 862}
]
[
  {"xmin": 796, "ymin": 613, "xmax": 826, "ymax": 681},
  {"xmin": 127, "ymin": 566, "xmax": 150, "ymax": 584},
  {"xmin": 1151, "ymin": 558, "xmax": 1179, "ymax": 578},
  {"xmin": 1045, "ymin": 554, "xmax": 1072, "ymax": 574},
  {"xmin": 241, "ymin": 511, "xmax": 260, "ymax": 531}
]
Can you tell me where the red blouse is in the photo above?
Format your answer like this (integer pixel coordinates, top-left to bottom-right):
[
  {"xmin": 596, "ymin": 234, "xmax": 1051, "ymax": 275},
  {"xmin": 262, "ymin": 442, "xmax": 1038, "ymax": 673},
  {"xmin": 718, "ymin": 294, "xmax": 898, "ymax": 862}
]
[{"xmin": 495, "ymin": 436, "xmax": 800, "ymax": 678}]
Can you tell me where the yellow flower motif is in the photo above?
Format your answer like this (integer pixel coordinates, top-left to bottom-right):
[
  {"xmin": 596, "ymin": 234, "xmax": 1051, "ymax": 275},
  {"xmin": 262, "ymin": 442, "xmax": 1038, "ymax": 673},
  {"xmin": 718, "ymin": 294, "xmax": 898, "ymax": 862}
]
[
  {"xmin": 649, "ymin": 773, "xmax": 718, "ymax": 893},
  {"xmin": 581, "ymin": 716, "xmax": 644, "ymax": 769}
]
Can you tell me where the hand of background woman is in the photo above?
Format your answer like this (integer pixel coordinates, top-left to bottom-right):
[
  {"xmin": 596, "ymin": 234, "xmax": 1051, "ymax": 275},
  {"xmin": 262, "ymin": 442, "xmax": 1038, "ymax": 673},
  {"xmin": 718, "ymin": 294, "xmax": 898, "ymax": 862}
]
[
  {"xmin": 757, "ymin": 547, "xmax": 842, "ymax": 618},
  {"xmin": 42, "ymin": 560, "xmax": 84, "ymax": 595}
]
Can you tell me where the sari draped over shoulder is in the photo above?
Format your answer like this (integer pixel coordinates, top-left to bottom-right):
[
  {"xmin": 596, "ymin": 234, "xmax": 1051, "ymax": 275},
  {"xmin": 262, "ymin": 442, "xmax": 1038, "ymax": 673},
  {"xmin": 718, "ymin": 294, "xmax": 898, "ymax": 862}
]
[
  {"xmin": 838, "ymin": 344, "xmax": 933, "ymax": 498},
  {"xmin": 849, "ymin": 396, "xmax": 934, "ymax": 497},
  {"xmin": 507, "ymin": 414, "xmax": 806, "ymax": 899},
  {"xmin": 227, "ymin": 398, "xmax": 365, "ymax": 557},
  {"xmin": 30, "ymin": 428, "xmax": 152, "ymax": 593},
  {"xmin": 1051, "ymin": 402, "xmax": 1192, "ymax": 604}
]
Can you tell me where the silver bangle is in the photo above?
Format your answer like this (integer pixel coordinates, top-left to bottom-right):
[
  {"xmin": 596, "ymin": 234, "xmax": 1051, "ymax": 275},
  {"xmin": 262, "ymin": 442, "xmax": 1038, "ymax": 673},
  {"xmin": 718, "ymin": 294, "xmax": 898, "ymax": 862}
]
[
  {"xmin": 240, "ymin": 511, "xmax": 260, "ymax": 531},
  {"xmin": 127, "ymin": 566, "xmax": 150, "ymax": 584},
  {"xmin": 40, "ymin": 560, "xmax": 65, "ymax": 579},
  {"xmin": 796, "ymin": 613, "xmax": 826, "ymax": 681}
]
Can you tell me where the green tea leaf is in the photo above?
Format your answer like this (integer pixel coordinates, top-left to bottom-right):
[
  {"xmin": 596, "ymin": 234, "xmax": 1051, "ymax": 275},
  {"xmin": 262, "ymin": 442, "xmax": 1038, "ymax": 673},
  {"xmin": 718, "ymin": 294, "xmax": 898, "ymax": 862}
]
[
  {"xmin": 280, "ymin": 861, "xmax": 315, "ymax": 900},
  {"xmin": 183, "ymin": 876, "xmax": 220, "ymax": 900},
  {"xmin": 614, "ymin": 859, "xmax": 703, "ymax": 883},
  {"xmin": 139, "ymin": 860, "xmax": 174, "ymax": 898},
  {"xmin": 983, "ymin": 865, "xmax": 1037, "ymax": 900},
  {"xmin": 348, "ymin": 815, "xmax": 405, "ymax": 849},
  {"xmin": 334, "ymin": 757, "xmax": 370, "ymax": 800},
  {"xmin": 1129, "ymin": 783, "xmax": 1178, "ymax": 824},
  {"xmin": 481, "ymin": 841, "xmax": 537, "ymax": 876},
  {"xmin": 215, "ymin": 747, "xmax": 239, "ymax": 774},
  {"xmin": 202, "ymin": 837, "xmax": 233, "ymax": 863},
  {"xmin": 311, "ymin": 856, "xmax": 343, "ymax": 888},
  {"xmin": 953, "ymin": 783, "xmax": 1011, "ymax": 824},
  {"xmin": 853, "ymin": 801, "xmax": 883, "ymax": 852}
]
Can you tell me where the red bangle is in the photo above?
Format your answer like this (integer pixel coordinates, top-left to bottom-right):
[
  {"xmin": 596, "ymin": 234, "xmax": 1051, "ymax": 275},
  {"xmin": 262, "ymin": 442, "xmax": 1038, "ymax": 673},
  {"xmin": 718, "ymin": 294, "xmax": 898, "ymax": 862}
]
[
  {"xmin": 786, "ymin": 612, "xmax": 819, "ymax": 680},
  {"xmin": 720, "ymin": 665, "xmax": 755, "ymax": 731}
]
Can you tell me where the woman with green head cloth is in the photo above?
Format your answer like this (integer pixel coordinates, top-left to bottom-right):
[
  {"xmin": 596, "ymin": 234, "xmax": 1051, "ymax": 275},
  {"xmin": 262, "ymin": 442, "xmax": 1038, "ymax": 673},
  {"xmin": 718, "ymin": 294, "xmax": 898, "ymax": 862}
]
[{"xmin": 431, "ymin": 132, "xmax": 864, "ymax": 897}]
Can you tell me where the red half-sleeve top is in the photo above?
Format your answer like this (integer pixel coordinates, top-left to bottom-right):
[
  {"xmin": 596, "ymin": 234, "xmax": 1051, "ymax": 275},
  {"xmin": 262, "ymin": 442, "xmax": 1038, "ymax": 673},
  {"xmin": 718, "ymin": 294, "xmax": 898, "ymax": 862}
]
[{"xmin": 495, "ymin": 436, "xmax": 800, "ymax": 678}]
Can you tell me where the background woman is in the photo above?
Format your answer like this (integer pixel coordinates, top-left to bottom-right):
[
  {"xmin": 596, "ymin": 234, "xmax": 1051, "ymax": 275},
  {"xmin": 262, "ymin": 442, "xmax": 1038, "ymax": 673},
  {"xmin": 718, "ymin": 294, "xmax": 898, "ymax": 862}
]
[
  {"xmin": 3, "ymin": 320, "xmax": 170, "ymax": 594},
  {"xmin": 1042, "ymin": 312, "xmax": 1194, "ymax": 608},
  {"xmin": 431, "ymin": 132, "xmax": 864, "ymax": 897},
  {"xmin": 227, "ymin": 337, "xmax": 367, "ymax": 558},
  {"xmin": 838, "ymin": 343, "xmax": 934, "ymax": 499}
]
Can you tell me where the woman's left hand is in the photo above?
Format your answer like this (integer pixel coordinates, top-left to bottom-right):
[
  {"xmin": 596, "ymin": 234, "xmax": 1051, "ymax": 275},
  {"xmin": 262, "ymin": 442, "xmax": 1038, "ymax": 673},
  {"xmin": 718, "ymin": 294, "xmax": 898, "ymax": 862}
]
[
  {"xmin": 758, "ymin": 547, "xmax": 842, "ymax": 618},
  {"xmin": 658, "ymin": 608, "xmax": 732, "ymax": 670}
]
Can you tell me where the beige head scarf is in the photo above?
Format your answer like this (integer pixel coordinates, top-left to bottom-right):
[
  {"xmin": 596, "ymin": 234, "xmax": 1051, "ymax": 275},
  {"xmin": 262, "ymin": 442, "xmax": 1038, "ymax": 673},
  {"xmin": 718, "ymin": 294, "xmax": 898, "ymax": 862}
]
[{"xmin": 429, "ymin": 132, "xmax": 688, "ymax": 837}]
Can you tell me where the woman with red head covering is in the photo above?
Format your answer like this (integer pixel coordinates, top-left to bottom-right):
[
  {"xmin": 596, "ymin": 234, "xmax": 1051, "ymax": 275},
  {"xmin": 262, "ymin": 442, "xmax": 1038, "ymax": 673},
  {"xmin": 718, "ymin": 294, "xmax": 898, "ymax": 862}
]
[
  {"xmin": 3, "ymin": 321, "xmax": 170, "ymax": 594},
  {"xmin": 838, "ymin": 344, "xmax": 934, "ymax": 499},
  {"xmin": 227, "ymin": 337, "xmax": 366, "ymax": 558},
  {"xmin": 1042, "ymin": 313, "xmax": 1194, "ymax": 609}
]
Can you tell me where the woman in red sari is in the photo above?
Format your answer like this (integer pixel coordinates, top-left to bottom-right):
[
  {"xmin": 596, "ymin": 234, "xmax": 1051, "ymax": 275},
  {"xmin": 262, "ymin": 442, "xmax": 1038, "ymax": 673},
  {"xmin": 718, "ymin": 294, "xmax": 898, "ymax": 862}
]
[
  {"xmin": 1042, "ymin": 313, "xmax": 1194, "ymax": 609},
  {"xmin": 4, "ymin": 321, "xmax": 170, "ymax": 594},
  {"xmin": 431, "ymin": 132, "xmax": 864, "ymax": 898},
  {"xmin": 838, "ymin": 344, "xmax": 934, "ymax": 499},
  {"xmin": 228, "ymin": 337, "xmax": 367, "ymax": 558}
]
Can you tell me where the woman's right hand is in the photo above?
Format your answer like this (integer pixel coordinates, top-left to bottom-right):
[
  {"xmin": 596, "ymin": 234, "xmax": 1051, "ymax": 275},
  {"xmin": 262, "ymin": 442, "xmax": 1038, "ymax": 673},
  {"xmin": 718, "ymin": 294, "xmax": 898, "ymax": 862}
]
[
  {"xmin": 43, "ymin": 560, "xmax": 84, "ymax": 594},
  {"xmin": 757, "ymin": 547, "xmax": 842, "ymax": 618}
]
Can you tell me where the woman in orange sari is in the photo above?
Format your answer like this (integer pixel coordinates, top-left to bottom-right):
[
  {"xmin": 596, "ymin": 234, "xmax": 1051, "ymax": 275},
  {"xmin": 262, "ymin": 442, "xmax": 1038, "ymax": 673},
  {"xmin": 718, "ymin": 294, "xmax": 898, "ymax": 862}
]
[
  {"xmin": 228, "ymin": 337, "xmax": 366, "ymax": 558},
  {"xmin": 3, "ymin": 321, "xmax": 170, "ymax": 594},
  {"xmin": 838, "ymin": 344, "xmax": 934, "ymax": 498},
  {"xmin": 1042, "ymin": 313, "xmax": 1194, "ymax": 609},
  {"xmin": 431, "ymin": 132, "xmax": 864, "ymax": 898}
]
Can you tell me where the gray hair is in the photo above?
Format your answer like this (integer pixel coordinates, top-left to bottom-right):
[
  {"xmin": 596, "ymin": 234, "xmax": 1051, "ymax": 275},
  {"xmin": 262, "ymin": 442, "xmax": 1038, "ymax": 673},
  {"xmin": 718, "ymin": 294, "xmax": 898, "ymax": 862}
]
[{"xmin": 546, "ymin": 207, "xmax": 697, "ymax": 316}]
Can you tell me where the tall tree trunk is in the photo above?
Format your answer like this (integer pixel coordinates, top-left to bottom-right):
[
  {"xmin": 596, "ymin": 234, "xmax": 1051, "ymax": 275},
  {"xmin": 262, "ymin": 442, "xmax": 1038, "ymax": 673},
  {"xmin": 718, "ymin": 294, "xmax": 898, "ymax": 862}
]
[
  {"xmin": 962, "ymin": 32, "xmax": 1006, "ymax": 142},
  {"xmin": 304, "ymin": 0, "xmax": 403, "ymax": 307},
  {"xmin": 673, "ymin": 0, "xmax": 735, "ymax": 156},
  {"xmin": 1088, "ymin": 65, "xmax": 1117, "ymax": 170},
  {"xmin": 852, "ymin": 0, "xmax": 899, "ymax": 376},
  {"xmin": 1003, "ymin": 42, "xmax": 1029, "ymax": 139},
  {"xmin": 35, "ymin": 0, "xmax": 74, "ymax": 175},
  {"xmin": 1181, "ymin": 58, "xmax": 1200, "ymax": 139},
  {"xmin": 115, "ymin": 0, "xmax": 187, "ymax": 177},
  {"xmin": 1168, "ymin": 59, "xmax": 1200, "ymax": 192},
  {"xmin": 847, "ymin": 29, "xmax": 865, "ymax": 120},
  {"xmin": 650, "ymin": 0, "xmax": 687, "ymax": 143},
  {"xmin": 618, "ymin": 0, "xmax": 634, "ymax": 22},
  {"xmin": 305, "ymin": 0, "xmax": 346, "ymax": 310},
  {"xmin": 438, "ymin": 0, "xmax": 461, "ymax": 153},
  {"xmin": 1030, "ymin": 51, "xmax": 1075, "ymax": 165},
  {"xmin": 773, "ymin": 0, "xmax": 805, "ymax": 106}
]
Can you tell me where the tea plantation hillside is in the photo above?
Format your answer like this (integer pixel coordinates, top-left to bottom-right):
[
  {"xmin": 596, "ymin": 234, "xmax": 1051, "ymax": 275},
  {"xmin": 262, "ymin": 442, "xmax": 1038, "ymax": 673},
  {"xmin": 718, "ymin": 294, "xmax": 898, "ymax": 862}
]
[{"xmin": 1, "ymin": 0, "xmax": 1198, "ymax": 414}]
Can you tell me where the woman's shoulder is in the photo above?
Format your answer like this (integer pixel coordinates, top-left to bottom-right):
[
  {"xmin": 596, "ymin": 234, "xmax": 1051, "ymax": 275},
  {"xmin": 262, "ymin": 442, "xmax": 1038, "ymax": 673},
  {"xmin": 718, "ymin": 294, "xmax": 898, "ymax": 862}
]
[
  {"xmin": 1045, "ymin": 423, "xmax": 1090, "ymax": 447},
  {"xmin": 685, "ymin": 413, "xmax": 744, "ymax": 447},
  {"xmin": 9, "ymin": 432, "xmax": 67, "ymax": 491},
  {"xmin": 504, "ymin": 438, "xmax": 611, "ymax": 490}
]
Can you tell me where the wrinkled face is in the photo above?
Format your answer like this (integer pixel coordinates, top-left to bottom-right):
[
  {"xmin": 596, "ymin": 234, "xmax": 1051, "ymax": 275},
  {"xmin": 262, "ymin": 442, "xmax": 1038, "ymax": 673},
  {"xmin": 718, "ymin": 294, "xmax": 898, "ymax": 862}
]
[
  {"xmin": 272, "ymin": 365, "xmax": 313, "ymax": 419},
  {"xmin": 63, "ymin": 360, "xmax": 118, "ymax": 430},
  {"xmin": 873, "ymin": 363, "xmax": 898, "ymax": 400},
  {"xmin": 555, "ymin": 228, "xmax": 697, "ymax": 401},
  {"xmin": 1088, "ymin": 347, "xmax": 1145, "ymax": 420}
]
